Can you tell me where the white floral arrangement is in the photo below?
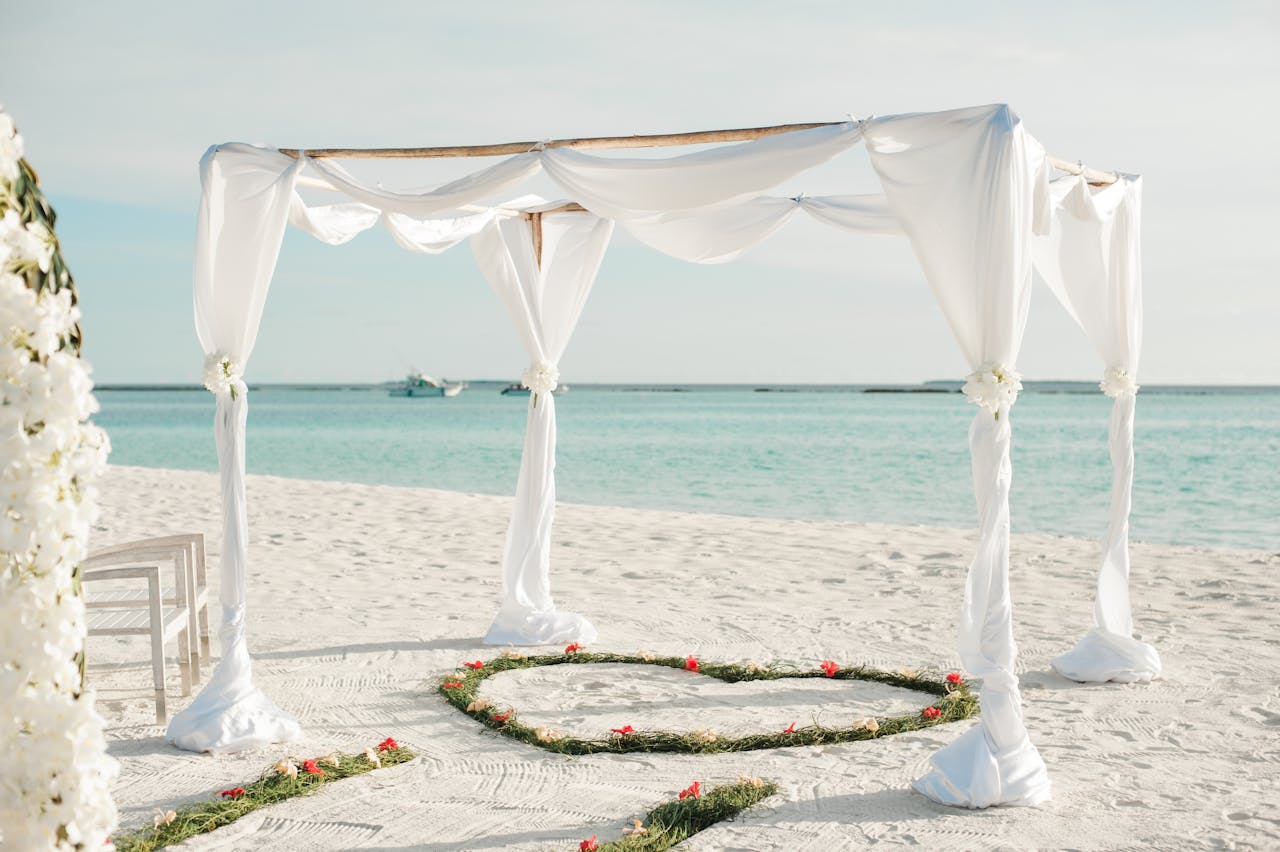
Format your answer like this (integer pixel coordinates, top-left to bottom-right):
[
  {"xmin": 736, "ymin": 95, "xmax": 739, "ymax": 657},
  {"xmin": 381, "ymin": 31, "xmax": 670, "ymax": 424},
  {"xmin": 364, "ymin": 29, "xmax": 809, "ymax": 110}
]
[
  {"xmin": 0, "ymin": 105, "xmax": 118, "ymax": 850},
  {"xmin": 521, "ymin": 360, "xmax": 559, "ymax": 407},
  {"xmin": 1100, "ymin": 366, "xmax": 1138, "ymax": 398},
  {"xmin": 203, "ymin": 352, "xmax": 245, "ymax": 399},
  {"xmin": 961, "ymin": 362, "xmax": 1023, "ymax": 419}
]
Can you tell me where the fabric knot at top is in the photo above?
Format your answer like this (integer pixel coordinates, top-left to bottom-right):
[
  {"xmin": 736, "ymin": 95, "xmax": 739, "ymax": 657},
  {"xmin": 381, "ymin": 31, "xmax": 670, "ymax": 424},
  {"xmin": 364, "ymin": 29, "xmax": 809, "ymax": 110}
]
[
  {"xmin": 522, "ymin": 360, "xmax": 560, "ymax": 399},
  {"xmin": 203, "ymin": 352, "xmax": 245, "ymax": 400},
  {"xmin": 962, "ymin": 362, "xmax": 1023, "ymax": 419},
  {"xmin": 1100, "ymin": 366, "xmax": 1138, "ymax": 398}
]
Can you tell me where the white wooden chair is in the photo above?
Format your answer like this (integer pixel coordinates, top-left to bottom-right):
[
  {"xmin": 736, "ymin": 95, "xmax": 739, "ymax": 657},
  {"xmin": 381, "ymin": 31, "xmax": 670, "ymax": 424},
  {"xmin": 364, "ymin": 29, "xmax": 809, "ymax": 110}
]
[
  {"xmin": 83, "ymin": 563, "xmax": 191, "ymax": 724},
  {"xmin": 84, "ymin": 534, "xmax": 210, "ymax": 678}
]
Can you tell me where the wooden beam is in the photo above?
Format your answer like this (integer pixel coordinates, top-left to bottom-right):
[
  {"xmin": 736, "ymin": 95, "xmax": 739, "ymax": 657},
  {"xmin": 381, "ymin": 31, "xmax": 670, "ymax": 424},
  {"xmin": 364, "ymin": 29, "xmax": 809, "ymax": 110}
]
[
  {"xmin": 278, "ymin": 121, "xmax": 840, "ymax": 161},
  {"xmin": 279, "ymin": 121, "xmax": 1119, "ymax": 186}
]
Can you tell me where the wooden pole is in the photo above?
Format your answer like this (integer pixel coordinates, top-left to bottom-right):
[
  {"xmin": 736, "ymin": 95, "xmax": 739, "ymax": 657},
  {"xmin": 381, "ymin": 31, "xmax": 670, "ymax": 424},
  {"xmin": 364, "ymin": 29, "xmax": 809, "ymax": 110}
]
[
  {"xmin": 530, "ymin": 212, "xmax": 543, "ymax": 268},
  {"xmin": 280, "ymin": 121, "xmax": 1118, "ymax": 186}
]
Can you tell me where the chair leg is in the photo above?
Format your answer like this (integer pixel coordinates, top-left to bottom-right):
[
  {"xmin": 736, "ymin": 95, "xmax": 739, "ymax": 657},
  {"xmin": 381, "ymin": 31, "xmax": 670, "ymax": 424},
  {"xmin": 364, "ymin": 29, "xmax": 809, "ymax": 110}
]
[
  {"xmin": 182, "ymin": 547, "xmax": 201, "ymax": 682},
  {"xmin": 195, "ymin": 537, "xmax": 211, "ymax": 665},
  {"xmin": 148, "ymin": 571, "xmax": 167, "ymax": 726}
]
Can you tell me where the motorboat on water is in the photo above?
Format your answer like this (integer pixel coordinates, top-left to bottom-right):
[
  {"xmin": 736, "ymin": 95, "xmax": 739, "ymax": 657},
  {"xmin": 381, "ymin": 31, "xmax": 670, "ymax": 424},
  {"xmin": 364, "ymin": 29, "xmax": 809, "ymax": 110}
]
[
  {"xmin": 500, "ymin": 383, "xmax": 569, "ymax": 396},
  {"xmin": 388, "ymin": 371, "xmax": 466, "ymax": 398}
]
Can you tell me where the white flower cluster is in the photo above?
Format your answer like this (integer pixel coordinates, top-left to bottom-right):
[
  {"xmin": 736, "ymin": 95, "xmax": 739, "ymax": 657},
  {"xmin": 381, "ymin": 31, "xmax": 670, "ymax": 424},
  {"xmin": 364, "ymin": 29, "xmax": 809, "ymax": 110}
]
[
  {"xmin": 961, "ymin": 362, "xmax": 1023, "ymax": 418},
  {"xmin": 1100, "ymin": 366, "xmax": 1138, "ymax": 398},
  {"xmin": 0, "ymin": 105, "xmax": 118, "ymax": 851},
  {"xmin": 521, "ymin": 360, "xmax": 559, "ymax": 405},
  {"xmin": 202, "ymin": 352, "xmax": 244, "ymax": 399}
]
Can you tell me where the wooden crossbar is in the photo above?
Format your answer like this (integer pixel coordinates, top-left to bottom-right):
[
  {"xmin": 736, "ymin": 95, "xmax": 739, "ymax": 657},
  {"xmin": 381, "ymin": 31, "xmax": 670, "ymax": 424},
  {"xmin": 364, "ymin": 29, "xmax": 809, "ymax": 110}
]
[{"xmin": 278, "ymin": 120, "xmax": 1119, "ymax": 185}]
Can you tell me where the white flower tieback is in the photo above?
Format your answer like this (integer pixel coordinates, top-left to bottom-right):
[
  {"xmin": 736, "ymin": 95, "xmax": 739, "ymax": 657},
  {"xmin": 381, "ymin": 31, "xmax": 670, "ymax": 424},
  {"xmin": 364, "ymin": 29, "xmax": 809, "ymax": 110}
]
[
  {"xmin": 962, "ymin": 362, "xmax": 1023, "ymax": 420},
  {"xmin": 203, "ymin": 353, "xmax": 245, "ymax": 399},
  {"xmin": 1100, "ymin": 366, "xmax": 1138, "ymax": 398},
  {"xmin": 522, "ymin": 360, "xmax": 559, "ymax": 407}
]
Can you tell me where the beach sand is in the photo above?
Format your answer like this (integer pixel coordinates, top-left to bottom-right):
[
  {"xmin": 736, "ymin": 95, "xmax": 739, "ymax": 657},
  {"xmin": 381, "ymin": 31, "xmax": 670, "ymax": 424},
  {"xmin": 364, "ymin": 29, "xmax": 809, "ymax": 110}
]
[{"xmin": 90, "ymin": 465, "xmax": 1280, "ymax": 850}]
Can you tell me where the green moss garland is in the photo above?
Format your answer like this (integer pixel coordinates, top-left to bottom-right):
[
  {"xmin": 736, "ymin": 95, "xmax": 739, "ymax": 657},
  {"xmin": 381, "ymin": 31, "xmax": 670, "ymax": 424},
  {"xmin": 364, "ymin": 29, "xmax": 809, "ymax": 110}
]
[
  {"xmin": 585, "ymin": 778, "xmax": 780, "ymax": 851},
  {"xmin": 110, "ymin": 743, "xmax": 414, "ymax": 851},
  {"xmin": 438, "ymin": 652, "xmax": 976, "ymax": 754}
]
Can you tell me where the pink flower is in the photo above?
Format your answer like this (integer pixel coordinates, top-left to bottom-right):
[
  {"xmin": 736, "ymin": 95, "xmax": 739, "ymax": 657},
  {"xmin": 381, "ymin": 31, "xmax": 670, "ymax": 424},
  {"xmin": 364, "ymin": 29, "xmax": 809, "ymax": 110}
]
[
  {"xmin": 922, "ymin": 706, "xmax": 942, "ymax": 720},
  {"xmin": 783, "ymin": 722, "xmax": 796, "ymax": 734},
  {"xmin": 611, "ymin": 725, "xmax": 635, "ymax": 736},
  {"xmin": 302, "ymin": 759, "xmax": 324, "ymax": 777},
  {"xmin": 463, "ymin": 660, "xmax": 484, "ymax": 670},
  {"xmin": 685, "ymin": 655, "xmax": 699, "ymax": 673},
  {"xmin": 378, "ymin": 737, "xmax": 399, "ymax": 752},
  {"xmin": 678, "ymin": 780, "xmax": 701, "ymax": 800},
  {"xmin": 820, "ymin": 660, "xmax": 839, "ymax": 678},
  {"xmin": 579, "ymin": 836, "xmax": 599, "ymax": 851}
]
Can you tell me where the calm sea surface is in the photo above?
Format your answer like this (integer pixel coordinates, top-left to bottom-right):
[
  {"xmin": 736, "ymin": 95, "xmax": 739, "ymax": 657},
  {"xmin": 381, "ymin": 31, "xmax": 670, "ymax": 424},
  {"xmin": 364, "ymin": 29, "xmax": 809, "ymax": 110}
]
[{"xmin": 95, "ymin": 384, "xmax": 1279, "ymax": 551}]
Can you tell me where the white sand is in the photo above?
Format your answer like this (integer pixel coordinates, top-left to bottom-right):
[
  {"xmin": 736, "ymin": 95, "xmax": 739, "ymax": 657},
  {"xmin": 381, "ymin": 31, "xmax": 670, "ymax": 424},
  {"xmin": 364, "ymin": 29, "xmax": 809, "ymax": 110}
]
[{"xmin": 90, "ymin": 465, "xmax": 1280, "ymax": 850}]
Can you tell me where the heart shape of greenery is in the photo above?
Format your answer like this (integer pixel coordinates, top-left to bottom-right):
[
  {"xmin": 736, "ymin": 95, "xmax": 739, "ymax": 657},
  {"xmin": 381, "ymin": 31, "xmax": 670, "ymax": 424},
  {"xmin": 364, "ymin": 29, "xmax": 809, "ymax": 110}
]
[{"xmin": 437, "ymin": 651, "xmax": 976, "ymax": 754}]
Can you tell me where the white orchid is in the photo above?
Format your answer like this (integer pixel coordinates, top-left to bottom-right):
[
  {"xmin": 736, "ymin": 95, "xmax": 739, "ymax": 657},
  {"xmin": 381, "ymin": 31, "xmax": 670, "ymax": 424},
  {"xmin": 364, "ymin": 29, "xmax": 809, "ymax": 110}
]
[
  {"xmin": 521, "ymin": 360, "xmax": 559, "ymax": 407},
  {"xmin": 203, "ymin": 353, "xmax": 245, "ymax": 399}
]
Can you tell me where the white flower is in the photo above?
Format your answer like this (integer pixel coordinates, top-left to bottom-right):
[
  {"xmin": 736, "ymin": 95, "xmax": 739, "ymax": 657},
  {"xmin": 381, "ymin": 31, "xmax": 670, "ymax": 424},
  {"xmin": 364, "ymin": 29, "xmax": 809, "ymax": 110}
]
[
  {"xmin": 961, "ymin": 362, "xmax": 1023, "ymax": 418},
  {"xmin": 521, "ymin": 360, "xmax": 559, "ymax": 406},
  {"xmin": 203, "ymin": 352, "xmax": 245, "ymax": 399},
  {"xmin": 0, "ymin": 107, "xmax": 24, "ymax": 185},
  {"xmin": 1, "ymin": 211, "xmax": 55, "ymax": 276},
  {"xmin": 1100, "ymin": 366, "xmax": 1138, "ymax": 398}
]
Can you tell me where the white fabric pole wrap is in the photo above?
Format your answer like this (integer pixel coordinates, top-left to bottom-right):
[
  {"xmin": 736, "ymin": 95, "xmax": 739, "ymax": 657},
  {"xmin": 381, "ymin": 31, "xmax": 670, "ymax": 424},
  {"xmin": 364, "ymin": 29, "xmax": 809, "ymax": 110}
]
[
  {"xmin": 171, "ymin": 144, "xmax": 303, "ymax": 752},
  {"xmin": 867, "ymin": 104, "xmax": 1052, "ymax": 808},
  {"xmin": 1033, "ymin": 175, "xmax": 1160, "ymax": 683},
  {"xmin": 471, "ymin": 211, "xmax": 613, "ymax": 645}
]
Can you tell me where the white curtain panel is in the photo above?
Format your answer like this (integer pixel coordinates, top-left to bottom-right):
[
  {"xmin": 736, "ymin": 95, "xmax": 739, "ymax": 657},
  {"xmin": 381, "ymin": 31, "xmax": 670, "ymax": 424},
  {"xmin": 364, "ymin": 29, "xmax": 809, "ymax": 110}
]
[
  {"xmin": 471, "ymin": 211, "xmax": 613, "ymax": 645},
  {"xmin": 1033, "ymin": 175, "xmax": 1160, "ymax": 683},
  {"xmin": 173, "ymin": 143, "xmax": 305, "ymax": 752},
  {"xmin": 540, "ymin": 121, "xmax": 864, "ymax": 222},
  {"xmin": 867, "ymin": 104, "xmax": 1053, "ymax": 808}
]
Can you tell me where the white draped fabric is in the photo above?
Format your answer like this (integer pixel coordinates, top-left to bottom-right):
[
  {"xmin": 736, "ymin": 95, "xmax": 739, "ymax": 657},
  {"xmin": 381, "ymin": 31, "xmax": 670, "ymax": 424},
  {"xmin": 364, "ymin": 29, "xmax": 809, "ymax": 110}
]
[
  {"xmin": 471, "ymin": 212, "xmax": 613, "ymax": 645},
  {"xmin": 622, "ymin": 193, "xmax": 900, "ymax": 264},
  {"xmin": 172, "ymin": 143, "xmax": 304, "ymax": 752},
  {"xmin": 541, "ymin": 121, "xmax": 863, "ymax": 221},
  {"xmin": 866, "ymin": 104, "xmax": 1052, "ymax": 808},
  {"xmin": 1033, "ymin": 175, "xmax": 1161, "ymax": 683}
]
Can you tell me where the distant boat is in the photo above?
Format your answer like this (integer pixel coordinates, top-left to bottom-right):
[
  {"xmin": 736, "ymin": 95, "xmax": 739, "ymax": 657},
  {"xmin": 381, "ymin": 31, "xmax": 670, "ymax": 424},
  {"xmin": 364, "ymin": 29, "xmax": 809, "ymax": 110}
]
[
  {"xmin": 500, "ymin": 383, "xmax": 569, "ymax": 396},
  {"xmin": 388, "ymin": 371, "xmax": 466, "ymax": 398}
]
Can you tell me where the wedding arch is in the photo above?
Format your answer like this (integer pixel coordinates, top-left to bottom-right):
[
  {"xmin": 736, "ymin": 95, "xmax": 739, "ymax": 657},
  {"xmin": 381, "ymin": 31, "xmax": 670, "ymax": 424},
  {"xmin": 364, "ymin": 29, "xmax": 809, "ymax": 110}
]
[{"xmin": 176, "ymin": 103, "xmax": 1160, "ymax": 810}]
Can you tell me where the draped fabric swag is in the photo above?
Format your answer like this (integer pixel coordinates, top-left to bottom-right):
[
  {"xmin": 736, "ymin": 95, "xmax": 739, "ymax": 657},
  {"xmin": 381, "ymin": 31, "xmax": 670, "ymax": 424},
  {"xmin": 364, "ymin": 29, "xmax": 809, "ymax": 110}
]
[{"xmin": 177, "ymin": 104, "xmax": 1152, "ymax": 814}]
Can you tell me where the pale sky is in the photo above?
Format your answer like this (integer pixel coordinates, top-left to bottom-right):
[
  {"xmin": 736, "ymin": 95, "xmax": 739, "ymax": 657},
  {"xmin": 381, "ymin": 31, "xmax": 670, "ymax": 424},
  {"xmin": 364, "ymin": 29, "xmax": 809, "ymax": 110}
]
[{"xmin": 7, "ymin": 2, "xmax": 1278, "ymax": 385}]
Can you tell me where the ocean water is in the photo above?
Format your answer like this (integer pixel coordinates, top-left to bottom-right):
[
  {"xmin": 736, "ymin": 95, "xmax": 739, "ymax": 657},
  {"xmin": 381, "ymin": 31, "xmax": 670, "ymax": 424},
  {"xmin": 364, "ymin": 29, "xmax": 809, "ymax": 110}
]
[{"xmin": 94, "ymin": 384, "xmax": 1280, "ymax": 551}]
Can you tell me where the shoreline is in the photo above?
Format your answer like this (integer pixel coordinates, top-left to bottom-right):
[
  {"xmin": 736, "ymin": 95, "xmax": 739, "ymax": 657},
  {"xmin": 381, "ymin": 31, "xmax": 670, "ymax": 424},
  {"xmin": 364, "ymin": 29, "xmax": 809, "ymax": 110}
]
[{"xmin": 101, "ymin": 464, "xmax": 1274, "ymax": 557}]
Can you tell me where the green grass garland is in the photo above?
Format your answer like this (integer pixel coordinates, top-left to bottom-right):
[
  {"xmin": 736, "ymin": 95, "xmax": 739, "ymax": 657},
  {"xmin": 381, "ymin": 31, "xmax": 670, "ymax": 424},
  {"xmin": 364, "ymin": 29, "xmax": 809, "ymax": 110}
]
[
  {"xmin": 439, "ymin": 651, "xmax": 976, "ymax": 754},
  {"xmin": 110, "ymin": 743, "xmax": 414, "ymax": 851},
  {"xmin": 584, "ymin": 778, "xmax": 780, "ymax": 851}
]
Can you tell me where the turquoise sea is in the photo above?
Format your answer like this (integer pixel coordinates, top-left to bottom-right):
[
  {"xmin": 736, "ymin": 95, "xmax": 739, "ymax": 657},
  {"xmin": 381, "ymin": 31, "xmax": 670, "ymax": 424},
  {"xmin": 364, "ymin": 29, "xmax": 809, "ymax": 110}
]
[{"xmin": 95, "ymin": 383, "xmax": 1280, "ymax": 551}]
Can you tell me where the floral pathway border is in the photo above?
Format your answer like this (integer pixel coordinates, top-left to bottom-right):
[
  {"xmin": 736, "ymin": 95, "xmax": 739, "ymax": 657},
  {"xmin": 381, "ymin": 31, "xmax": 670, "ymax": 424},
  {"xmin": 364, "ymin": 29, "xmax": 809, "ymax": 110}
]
[{"xmin": 438, "ymin": 648, "xmax": 977, "ymax": 754}]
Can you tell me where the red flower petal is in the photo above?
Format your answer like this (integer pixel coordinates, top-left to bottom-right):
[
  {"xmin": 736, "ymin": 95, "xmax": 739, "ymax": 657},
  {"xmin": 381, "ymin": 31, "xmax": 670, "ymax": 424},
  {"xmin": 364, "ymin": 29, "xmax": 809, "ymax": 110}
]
[
  {"xmin": 579, "ymin": 836, "xmax": 599, "ymax": 851},
  {"xmin": 463, "ymin": 660, "xmax": 484, "ymax": 670},
  {"xmin": 685, "ymin": 655, "xmax": 699, "ymax": 672},
  {"xmin": 821, "ymin": 660, "xmax": 839, "ymax": 677},
  {"xmin": 678, "ymin": 780, "xmax": 702, "ymax": 800},
  {"xmin": 611, "ymin": 725, "xmax": 635, "ymax": 735},
  {"xmin": 442, "ymin": 680, "xmax": 464, "ymax": 689},
  {"xmin": 783, "ymin": 722, "xmax": 796, "ymax": 734},
  {"xmin": 492, "ymin": 713, "xmax": 510, "ymax": 723},
  {"xmin": 302, "ymin": 759, "xmax": 324, "ymax": 776},
  {"xmin": 922, "ymin": 706, "xmax": 942, "ymax": 720},
  {"xmin": 378, "ymin": 737, "xmax": 399, "ymax": 752},
  {"xmin": 946, "ymin": 672, "xmax": 963, "ymax": 685},
  {"xmin": 565, "ymin": 643, "xmax": 584, "ymax": 654}
]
